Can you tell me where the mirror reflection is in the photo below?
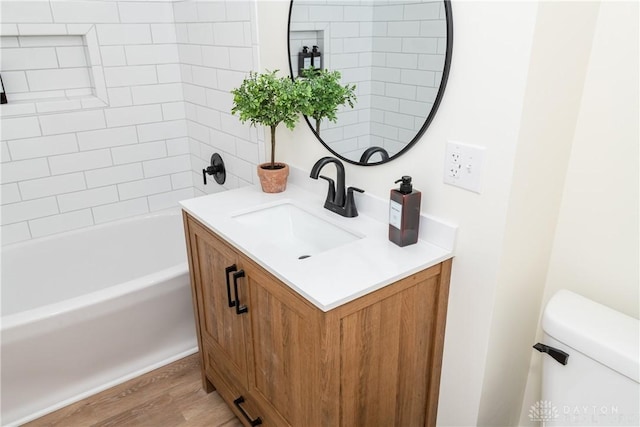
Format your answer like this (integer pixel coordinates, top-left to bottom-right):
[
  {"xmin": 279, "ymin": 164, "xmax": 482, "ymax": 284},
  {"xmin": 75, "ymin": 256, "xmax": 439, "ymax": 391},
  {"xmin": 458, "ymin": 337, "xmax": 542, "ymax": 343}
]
[{"xmin": 288, "ymin": 0, "xmax": 452, "ymax": 165}]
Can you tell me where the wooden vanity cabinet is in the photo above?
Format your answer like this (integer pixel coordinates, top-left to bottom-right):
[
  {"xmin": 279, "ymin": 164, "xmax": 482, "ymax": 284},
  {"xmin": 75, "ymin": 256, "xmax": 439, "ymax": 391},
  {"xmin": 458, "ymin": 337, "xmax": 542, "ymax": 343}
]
[{"xmin": 183, "ymin": 212, "xmax": 452, "ymax": 427}]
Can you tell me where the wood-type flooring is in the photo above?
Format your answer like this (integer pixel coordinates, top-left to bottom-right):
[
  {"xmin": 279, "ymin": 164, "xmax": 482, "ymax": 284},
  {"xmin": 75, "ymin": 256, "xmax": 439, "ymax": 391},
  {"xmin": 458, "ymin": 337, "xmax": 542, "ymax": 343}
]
[{"xmin": 23, "ymin": 354, "xmax": 243, "ymax": 427}]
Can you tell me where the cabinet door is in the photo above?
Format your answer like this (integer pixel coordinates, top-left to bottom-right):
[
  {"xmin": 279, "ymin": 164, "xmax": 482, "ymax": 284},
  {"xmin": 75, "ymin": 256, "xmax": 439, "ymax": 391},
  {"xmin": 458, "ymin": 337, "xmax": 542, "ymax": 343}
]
[
  {"xmin": 187, "ymin": 219, "xmax": 248, "ymax": 388},
  {"xmin": 340, "ymin": 272, "xmax": 445, "ymax": 427},
  {"xmin": 242, "ymin": 258, "xmax": 321, "ymax": 427}
]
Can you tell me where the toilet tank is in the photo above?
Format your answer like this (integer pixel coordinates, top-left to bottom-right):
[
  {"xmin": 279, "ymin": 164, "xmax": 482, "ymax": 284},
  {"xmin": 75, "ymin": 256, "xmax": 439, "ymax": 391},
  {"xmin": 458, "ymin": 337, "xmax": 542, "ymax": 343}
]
[{"xmin": 537, "ymin": 290, "xmax": 639, "ymax": 426}]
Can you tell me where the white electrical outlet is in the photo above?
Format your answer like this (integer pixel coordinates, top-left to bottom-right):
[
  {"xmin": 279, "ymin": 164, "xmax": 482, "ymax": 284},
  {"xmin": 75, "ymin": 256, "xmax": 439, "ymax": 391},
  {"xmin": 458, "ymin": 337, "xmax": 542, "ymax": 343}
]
[{"xmin": 444, "ymin": 141, "xmax": 486, "ymax": 193}]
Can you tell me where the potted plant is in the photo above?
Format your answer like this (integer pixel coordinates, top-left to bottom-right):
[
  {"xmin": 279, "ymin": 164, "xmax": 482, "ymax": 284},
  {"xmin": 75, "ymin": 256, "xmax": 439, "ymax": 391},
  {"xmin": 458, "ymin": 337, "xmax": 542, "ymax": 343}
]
[
  {"xmin": 231, "ymin": 70, "xmax": 309, "ymax": 193},
  {"xmin": 299, "ymin": 68, "xmax": 357, "ymax": 135}
]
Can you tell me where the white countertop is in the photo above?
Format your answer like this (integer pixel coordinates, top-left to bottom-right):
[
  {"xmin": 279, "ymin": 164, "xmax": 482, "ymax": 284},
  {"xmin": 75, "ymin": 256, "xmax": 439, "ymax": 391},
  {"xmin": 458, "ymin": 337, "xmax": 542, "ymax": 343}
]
[{"xmin": 180, "ymin": 170, "xmax": 456, "ymax": 312}]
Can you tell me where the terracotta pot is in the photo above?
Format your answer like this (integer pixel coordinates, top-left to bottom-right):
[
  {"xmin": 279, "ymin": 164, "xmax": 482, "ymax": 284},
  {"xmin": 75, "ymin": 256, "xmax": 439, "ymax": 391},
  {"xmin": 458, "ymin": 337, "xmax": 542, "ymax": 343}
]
[{"xmin": 257, "ymin": 162, "xmax": 289, "ymax": 193}]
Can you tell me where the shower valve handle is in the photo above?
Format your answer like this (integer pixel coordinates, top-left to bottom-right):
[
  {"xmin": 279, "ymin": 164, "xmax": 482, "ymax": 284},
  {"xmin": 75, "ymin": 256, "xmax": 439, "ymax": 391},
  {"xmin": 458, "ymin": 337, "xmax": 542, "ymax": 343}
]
[{"xmin": 202, "ymin": 153, "xmax": 226, "ymax": 185}]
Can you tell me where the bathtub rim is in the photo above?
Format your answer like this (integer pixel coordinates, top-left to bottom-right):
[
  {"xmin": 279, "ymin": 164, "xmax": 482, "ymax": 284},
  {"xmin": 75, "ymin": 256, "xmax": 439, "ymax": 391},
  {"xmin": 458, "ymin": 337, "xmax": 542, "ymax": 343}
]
[
  {"xmin": 2, "ymin": 262, "xmax": 188, "ymax": 332},
  {"xmin": 1, "ymin": 207, "xmax": 181, "ymax": 252},
  {"xmin": 1, "ymin": 208, "xmax": 188, "ymax": 331}
]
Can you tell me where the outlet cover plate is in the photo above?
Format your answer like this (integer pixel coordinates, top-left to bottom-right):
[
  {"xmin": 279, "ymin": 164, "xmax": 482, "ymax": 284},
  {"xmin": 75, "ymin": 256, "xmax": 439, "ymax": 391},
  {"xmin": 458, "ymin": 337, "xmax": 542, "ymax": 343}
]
[{"xmin": 444, "ymin": 141, "xmax": 486, "ymax": 193}]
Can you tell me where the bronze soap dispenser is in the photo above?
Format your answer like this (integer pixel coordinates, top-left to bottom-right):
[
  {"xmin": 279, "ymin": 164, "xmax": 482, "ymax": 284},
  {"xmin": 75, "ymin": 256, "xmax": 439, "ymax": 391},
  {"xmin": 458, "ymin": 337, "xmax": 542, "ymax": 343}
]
[{"xmin": 389, "ymin": 176, "xmax": 421, "ymax": 247}]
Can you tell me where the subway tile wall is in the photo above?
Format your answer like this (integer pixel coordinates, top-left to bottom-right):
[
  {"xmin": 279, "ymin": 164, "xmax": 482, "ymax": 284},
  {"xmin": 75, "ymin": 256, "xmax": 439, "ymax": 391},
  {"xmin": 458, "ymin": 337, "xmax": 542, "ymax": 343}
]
[
  {"xmin": 173, "ymin": 0, "xmax": 262, "ymax": 195},
  {"xmin": 289, "ymin": 0, "xmax": 447, "ymax": 161},
  {"xmin": 369, "ymin": 0, "xmax": 447, "ymax": 156},
  {"xmin": 0, "ymin": 34, "xmax": 93, "ymax": 102},
  {"xmin": 0, "ymin": 1, "xmax": 249, "ymax": 245}
]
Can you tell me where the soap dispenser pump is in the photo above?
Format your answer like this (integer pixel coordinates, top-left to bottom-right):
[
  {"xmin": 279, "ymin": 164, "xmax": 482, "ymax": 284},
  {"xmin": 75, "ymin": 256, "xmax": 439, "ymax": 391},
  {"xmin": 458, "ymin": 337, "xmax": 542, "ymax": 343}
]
[{"xmin": 389, "ymin": 176, "xmax": 421, "ymax": 247}]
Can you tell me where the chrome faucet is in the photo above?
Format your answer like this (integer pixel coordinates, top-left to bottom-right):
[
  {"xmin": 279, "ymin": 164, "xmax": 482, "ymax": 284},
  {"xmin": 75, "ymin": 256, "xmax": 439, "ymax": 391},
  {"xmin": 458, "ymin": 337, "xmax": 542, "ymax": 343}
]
[{"xmin": 310, "ymin": 156, "xmax": 364, "ymax": 217}]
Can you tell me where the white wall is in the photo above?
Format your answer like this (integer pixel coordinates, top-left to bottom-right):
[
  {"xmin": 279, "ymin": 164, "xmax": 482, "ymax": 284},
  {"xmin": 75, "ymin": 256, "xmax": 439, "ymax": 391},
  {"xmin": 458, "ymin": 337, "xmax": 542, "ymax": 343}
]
[
  {"xmin": 258, "ymin": 1, "xmax": 538, "ymax": 424},
  {"xmin": 478, "ymin": 2, "xmax": 601, "ymax": 425},
  {"xmin": 541, "ymin": 0, "xmax": 639, "ymax": 319},
  {"xmin": 1, "ymin": 0, "xmax": 192, "ymax": 244},
  {"xmin": 518, "ymin": 1, "xmax": 639, "ymax": 424}
]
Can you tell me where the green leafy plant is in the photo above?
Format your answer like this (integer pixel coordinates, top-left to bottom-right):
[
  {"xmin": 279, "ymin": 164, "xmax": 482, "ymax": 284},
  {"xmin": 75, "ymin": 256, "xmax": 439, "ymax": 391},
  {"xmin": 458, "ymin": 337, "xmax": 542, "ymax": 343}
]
[
  {"xmin": 231, "ymin": 70, "xmax": 309, "ymax": 169},
  {"xmin": 299, "ymin": 68, "xmax": 357, "ymax": 135}
]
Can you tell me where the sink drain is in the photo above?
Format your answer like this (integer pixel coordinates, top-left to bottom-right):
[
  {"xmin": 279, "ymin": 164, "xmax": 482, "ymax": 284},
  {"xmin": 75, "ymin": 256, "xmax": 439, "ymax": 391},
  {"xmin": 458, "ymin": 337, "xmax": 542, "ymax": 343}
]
[{"xmin": 298, "ymin": 255, "xmax": 311, "ymax": 260}]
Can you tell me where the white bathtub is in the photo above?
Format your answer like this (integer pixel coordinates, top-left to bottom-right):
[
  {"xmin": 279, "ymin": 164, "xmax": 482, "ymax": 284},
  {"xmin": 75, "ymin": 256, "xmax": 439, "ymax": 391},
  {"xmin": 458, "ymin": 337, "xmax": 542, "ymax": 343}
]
[{"xmin": 0, "ymin": 210, "xmax": 198, "ymax": 426}]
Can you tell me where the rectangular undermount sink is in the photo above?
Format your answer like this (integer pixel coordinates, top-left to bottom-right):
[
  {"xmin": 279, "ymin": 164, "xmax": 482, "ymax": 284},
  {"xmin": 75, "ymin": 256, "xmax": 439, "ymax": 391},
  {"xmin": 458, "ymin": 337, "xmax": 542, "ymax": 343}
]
[{"xmin": 232, "ymin": 203, "xmax": 361, "ymax": 259}]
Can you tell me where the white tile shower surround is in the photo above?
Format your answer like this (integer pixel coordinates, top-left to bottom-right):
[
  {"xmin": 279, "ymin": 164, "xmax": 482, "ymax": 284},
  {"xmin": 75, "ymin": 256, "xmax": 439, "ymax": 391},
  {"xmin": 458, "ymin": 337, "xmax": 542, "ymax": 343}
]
[
  {"xmin": 0, "ymin": 0, "xmax": 261, "ymax": 245},
  {"xmin": 173, "ymin": 0, "xmax": 262, "ymax": 195}
]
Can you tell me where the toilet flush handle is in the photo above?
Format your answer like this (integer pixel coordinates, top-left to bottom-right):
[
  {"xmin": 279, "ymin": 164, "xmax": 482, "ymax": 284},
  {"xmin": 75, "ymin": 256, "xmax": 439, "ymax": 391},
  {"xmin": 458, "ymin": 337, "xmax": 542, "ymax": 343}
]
[{"xmin": 533, "ymin": 343, "xmax": 569, "ymax": 365}]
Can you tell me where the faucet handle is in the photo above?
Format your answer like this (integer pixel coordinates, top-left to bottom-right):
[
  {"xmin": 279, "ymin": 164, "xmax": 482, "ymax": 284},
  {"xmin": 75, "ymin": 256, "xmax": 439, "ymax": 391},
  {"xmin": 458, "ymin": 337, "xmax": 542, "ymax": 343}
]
[
  {"xmin": 343, "ymin": 186, "xmax": 365, "ymax": 218},
  {"xmin": 319, "ymin": 175, "xmax": 336, "ymax": 205}
]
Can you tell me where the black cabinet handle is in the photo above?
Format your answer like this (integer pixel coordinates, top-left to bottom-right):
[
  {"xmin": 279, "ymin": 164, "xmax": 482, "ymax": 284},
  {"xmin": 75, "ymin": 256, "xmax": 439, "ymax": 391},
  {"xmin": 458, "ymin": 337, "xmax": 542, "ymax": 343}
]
[
  {"xmin": 233, "ymin": 270, "xmax": 248, "ymax": 315},
  {"xmin": 233, "ymin": 396, "xmax": 262, "ymax": 426},
  {"xmin": 224, "ymin": 264, "xmax": 237, "ymax": 308}
]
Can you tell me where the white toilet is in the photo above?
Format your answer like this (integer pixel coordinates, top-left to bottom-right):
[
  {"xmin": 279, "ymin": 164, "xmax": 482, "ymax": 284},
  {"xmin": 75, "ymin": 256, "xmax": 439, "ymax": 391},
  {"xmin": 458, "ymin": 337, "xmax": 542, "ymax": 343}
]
[{"xmin": 536, "ymin": 289, "xmax": 639, "ymax": 426}]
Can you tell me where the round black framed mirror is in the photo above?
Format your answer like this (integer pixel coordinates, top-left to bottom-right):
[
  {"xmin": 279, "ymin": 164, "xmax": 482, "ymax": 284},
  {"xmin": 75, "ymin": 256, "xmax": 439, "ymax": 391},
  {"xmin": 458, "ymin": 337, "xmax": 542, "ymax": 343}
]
[{"xmin": 287, "ymin": 0, "xmax": 453, "ymax": 166}]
